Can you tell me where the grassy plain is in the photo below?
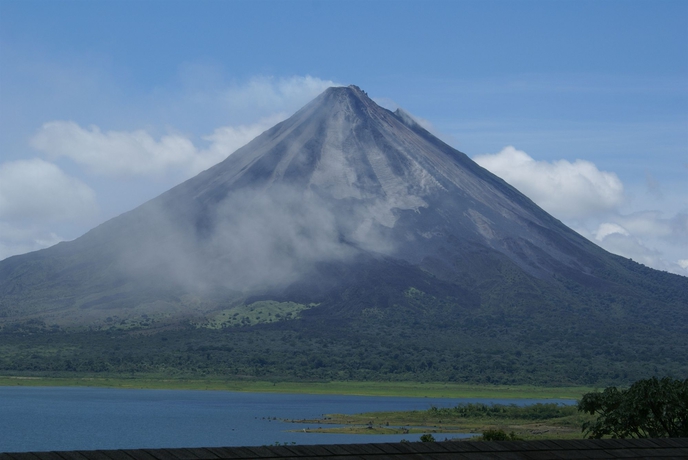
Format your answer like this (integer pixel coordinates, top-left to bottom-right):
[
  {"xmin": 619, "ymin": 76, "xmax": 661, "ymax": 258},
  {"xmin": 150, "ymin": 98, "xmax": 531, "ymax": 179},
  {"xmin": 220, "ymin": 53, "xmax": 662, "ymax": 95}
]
[
  {"xmin": 0, "ymin": 375, "xmax": 592, "ymax": 399},
  {"xmin": 292, "ymin": 414, "xmax": 587, "ymax": 440},
  {"xmin": 289, "ymin": 404, "xmax": 591, "ymax": 440}
]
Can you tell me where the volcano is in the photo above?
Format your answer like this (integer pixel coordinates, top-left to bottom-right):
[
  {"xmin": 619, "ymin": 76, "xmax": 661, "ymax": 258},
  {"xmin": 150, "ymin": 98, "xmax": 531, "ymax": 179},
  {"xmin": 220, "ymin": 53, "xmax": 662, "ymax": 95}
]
[{"xmin": 1, "ymin": 86, "xmax": 685, "ymax": 385}]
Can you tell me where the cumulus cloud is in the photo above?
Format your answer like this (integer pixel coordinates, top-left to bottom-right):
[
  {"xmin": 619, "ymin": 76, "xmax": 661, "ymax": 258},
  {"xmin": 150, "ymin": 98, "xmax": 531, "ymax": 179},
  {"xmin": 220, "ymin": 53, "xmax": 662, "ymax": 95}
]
[
  {"xmin": 614, "ymin": 211, "xmax": 686, "ymax": 241},
  {"xmin": 0, "ymin": 221, "xmax": 64, "ymax": 261},
  {"xmin": 31, "ymin": 116, "xmax": 285, "ymax": 178},
  {"xmin": 595, "ymin": 211, "xmax": 688, "ymax": 248},
  {"xmin": 0, "ymin": 159, "xmax": 98, "ymax": 261},
  {"xmin": 594, "ymin": 222, "xmax": 629, "ymax": 240},
  {"xmin": 2, "ymin": 75, "xmax": 338, "ymax": 261},
  {"xmin": 219, "ymin": 75, "xmax": 339, "ymax": 115},
  {"xmin": 592, "ymin": 225, "xmax": 687, "ymax": 275},
  {"xmin": 596, "ymin": 231, "xmax": 667, "ymax": 269},
  {"xmin": 0, "ymin": 158, "xmax": 97, "ymax": 222},
  {"xmin": 473, "ymin": 146, "xmax": 687, "ymax": 276},
  {"xmin": 191, "ymin": 114, "xmax": 286, "ymax": 175},
  {"xmin": 148, "ymin": 73, "xmax": 339, "ymax": 136},
  {"xmin": 474, "ymin": 146, "xmax": 624, "ymax": 219},
  {"xmin": 31, "ymin": 121, "xmax": 197, "ymax": 176},
  {"xmin": 29, "ymin": 76, "xmax": 339, "ymax": 178},
  {"xmin": 589, "ymin": 211, "xmax": 688, "ymax": 275}
]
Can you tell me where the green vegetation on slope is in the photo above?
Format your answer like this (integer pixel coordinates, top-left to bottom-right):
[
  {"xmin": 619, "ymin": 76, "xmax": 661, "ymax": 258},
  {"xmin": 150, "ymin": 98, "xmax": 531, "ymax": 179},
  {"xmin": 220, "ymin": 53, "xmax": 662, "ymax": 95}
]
[
  {"xmin": 0, "ymin": 311, "xmax": 684, "ymax": 387},
  {"xmin": 1, "ymin": 263, "xmax": 686, "ymax": 388},
  {"xmin": 202, "ymin": 301, "xmax": 317, "ymax": 328}
]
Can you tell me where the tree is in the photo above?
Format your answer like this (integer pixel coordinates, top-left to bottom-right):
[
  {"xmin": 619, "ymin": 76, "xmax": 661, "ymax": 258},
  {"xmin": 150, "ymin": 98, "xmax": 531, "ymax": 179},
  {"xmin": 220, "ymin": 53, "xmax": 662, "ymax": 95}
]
[{"xmin": 578, "ymin": 377, "xmax": 688, "ymax": 438}]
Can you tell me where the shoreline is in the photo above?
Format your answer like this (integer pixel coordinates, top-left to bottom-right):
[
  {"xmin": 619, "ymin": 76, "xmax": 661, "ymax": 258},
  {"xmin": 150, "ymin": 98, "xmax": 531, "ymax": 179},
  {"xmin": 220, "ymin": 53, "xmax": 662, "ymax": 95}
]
[{"xmin": 0, "ymin": 376, "xmax": 591, "ymax": 399}]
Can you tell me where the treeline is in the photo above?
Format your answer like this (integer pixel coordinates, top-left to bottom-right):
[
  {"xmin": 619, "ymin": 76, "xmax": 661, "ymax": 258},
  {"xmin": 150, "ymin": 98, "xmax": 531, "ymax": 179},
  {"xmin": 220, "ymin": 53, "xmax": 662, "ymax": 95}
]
[
  {"xmin": 429, "ymin": 403, "xmax": 577, "ymax": 420},
  {"xmin": 1, "ymin": 273, "xmax": 686, "ymax": 387},
  {"xmin": 1, "ymin": 318, "xmax": 686, "ymax": 387},
  {"xmin": 579, "ymin": 376, "xmax": 688, "ymax": 438}
]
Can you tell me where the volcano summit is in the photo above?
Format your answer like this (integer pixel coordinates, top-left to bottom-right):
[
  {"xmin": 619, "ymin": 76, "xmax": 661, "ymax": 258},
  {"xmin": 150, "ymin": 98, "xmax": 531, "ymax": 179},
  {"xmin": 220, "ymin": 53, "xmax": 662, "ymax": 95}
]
[{"xmin": 1, "ymin": 86, "xmax": 685, "ymax": 385}]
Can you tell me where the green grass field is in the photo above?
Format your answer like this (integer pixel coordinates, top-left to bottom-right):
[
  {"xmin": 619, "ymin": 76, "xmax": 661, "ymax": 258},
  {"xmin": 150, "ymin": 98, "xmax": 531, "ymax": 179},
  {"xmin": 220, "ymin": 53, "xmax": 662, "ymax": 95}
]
[
  {"xmin": 288, "ymin": 403, "xmax": 592, "ymax": 440},
  {"xmin": 0, "ymin": 375, "xmax": 593, "ymax": 399}
]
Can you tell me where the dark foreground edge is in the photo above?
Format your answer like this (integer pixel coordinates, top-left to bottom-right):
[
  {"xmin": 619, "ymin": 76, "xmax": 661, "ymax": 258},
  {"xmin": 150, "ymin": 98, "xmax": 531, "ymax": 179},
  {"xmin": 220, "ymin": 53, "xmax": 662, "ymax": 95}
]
[{"xmin": 2, "ymin": 439, "xmax": 688, "ymax": 460}]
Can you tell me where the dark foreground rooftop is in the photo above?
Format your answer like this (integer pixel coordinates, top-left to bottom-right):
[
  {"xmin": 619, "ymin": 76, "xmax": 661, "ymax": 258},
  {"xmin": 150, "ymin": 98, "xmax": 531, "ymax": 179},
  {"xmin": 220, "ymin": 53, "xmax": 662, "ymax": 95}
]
[{"xmin": 2, "ymin": 439, "xmax": 688, "ymax": 460}]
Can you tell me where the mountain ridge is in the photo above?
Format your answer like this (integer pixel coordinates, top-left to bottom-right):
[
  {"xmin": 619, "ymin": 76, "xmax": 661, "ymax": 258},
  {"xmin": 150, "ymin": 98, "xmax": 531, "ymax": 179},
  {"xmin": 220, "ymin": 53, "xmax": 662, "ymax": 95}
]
[
  {"xmin": 0, "ymin": 85, "xmax": 685, "ymax": 385},
  {"xmin": 1, "ymin": 85, "xmax": 685, "ymax": 323}
]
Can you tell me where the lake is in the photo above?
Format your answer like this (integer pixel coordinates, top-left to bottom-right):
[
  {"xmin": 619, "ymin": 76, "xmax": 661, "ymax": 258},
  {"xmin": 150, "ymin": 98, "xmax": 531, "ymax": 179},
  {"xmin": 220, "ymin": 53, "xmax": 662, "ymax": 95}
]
[{"xmin": 0, "ymin": 386, "xmax": 574, "ymax": 452}]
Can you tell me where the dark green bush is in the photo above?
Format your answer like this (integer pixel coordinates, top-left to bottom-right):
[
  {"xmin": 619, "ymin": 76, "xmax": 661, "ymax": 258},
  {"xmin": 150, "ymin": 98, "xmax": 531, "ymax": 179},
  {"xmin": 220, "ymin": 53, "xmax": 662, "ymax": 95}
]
[{"xmin": 481, "ymin": 429, "xmax": 522, "ymax": 441}]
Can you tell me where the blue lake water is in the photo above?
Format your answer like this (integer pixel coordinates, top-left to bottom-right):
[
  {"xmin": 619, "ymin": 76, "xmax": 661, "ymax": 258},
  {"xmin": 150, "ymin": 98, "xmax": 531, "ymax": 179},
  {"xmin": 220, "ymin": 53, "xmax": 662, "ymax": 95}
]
[{"xmin": 0, "ymin": 386, "xmax": 575, "ymax": 452}]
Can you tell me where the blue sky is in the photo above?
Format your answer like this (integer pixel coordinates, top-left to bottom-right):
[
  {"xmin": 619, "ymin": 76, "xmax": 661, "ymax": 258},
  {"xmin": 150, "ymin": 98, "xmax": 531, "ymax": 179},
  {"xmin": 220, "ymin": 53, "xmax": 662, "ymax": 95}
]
[{"xmin": 1, "ymin": 0, "xmax": 686, "ymax": 274}]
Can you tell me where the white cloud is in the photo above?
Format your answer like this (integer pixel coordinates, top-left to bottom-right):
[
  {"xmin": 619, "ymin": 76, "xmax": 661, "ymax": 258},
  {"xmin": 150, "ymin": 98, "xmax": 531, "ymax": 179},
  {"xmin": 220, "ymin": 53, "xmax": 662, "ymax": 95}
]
[
  {"xmin": 596, "ymin": 211, "xmax": 688, "ymax": 275},
  {"xmin": 594, "ymin": 211, "xmax": 688, "ymax": 248},
  {"xmin": 594, "ymin": 223, "xmax": 629, "ymax": 241},
  {"xmin": 146, "ymin": 73, "xmax": 340, "ymax": 136},
  {"xmin": 0, "ymin": 159, "xmax": 98, "ymax": 261},
  {"xmin": 596, "ymin": 231, "xmax": 667, "ymax": 268},
  {"xmin": 1, "ymin": 75, "xmax": 338, "ymax": 260},
  {"xmin": 31, "ymin": 121, "xmax": 197, "ymax": 176},
  {"xmin": 0, "ymin": 221, "xmax": 64, "ymax": 261},
  {"xmin": 567, "ymin": 215, "xmax": 688, "ymax": 276},
  {"xmin": 474, "ymin": 146, "xmax": 624, "ymax": 219},
  {"xmin": 219, "ymin": 75, "xmax": 339, "ymax": 115},
  {"xmin": 29, "ymin": 115, "xmax": 286, "ymax": 178},
  {"xmin": 29, "ymin": 76, "xmax": 339, "ymax": 178},
  {"xmin": 473, "ymin": 146, "xmax": 687, "ymax": 276},
  {"xmin": 592, "ymin": 225, "xmax": 687, "ymax": 275},
  {"xmin": 0, "ymin": 158, "xmax": 97, "ymax": 222},
  {"xmin": 613, "ymin": 210, "xmax": 684, "ymax": 239},
  {"xmin": 191, "ymin": 114, "xmax": 286, "ymax": 175}
]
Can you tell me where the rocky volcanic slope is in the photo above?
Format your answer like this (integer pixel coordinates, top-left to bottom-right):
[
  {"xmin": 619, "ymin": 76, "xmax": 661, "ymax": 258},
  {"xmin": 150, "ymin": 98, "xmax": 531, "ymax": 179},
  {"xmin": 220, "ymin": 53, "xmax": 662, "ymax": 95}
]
[{"xmin": 0, "ymin": 86, "xmax": 685, "ymax": 385}]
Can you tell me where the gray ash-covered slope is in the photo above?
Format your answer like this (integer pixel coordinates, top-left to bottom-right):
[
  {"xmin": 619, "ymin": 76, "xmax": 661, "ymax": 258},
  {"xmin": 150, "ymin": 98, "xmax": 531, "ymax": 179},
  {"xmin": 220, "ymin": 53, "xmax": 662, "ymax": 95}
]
[
  {"xmin": 178, "ymin": 85, "xmax": 597, "ymax": 277},
  {"xmin": 0, "ymin": 85, "xmax": 685, "ymax": 329}
]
